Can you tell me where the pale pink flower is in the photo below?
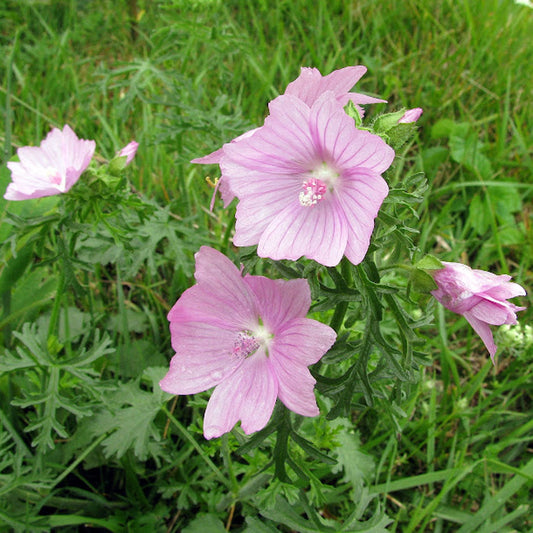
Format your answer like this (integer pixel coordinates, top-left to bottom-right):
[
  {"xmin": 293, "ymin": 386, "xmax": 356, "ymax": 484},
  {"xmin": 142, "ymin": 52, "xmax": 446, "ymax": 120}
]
[
  {"xmin": 398, "ymin": 108, "xmax": 423, "ymax": 124},
  {"xmin": 431, "ymin": 262, "xmax": 526, "ymax": 361},
  {"xmin": 159, "ymin": 246, "xmax": 336, "ymax": 439},
  {"xmin": 4, "ymin": 125, "xmax": 95, "ymax": 201},
  {"xmin": 192, "ymin": 65, "xmax": 385, "ymax": 207},
  {"xmin": 285, "ymin": 65, "xmax": 386, "ymax": 117},
  {"xmin": 116, "ymin": 140, "xmax": 139, "ymax": 165},
  {"xmin": 220, "ymin": 91, "xmax": 395, "ymax": 267}
]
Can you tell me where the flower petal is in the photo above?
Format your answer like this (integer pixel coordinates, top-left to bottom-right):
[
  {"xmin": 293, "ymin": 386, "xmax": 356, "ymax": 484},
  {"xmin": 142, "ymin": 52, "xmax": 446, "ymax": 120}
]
[
  {"xmin": 243, "ymin": 276, "xmax": 311, "ymax": 331},
  {"xmin": 178, "ymin": 246, "xmax": 257, "ymax": 330},
  {"xmin": 269, "ymin": 355, "xmax": 319, "ymax": 417},
  {"xmin": 336, "ymin": 168, "xmax": 389, "ymax": 265},
  {"xmin": 203, "ymin": 350, "xmax": 278, "ymax": 439},
  {"xmin": 463, "ymin": 311, "xmax": 497, "ymax": 361},
  {"xmin": 469, "ymin": 299, "xmax": 518, "ymax": 326},
  {"xmin": 160, "ymin": 322, "xmax": 243, "ymax": 394},
  {"xmin": 224, "ymin": 95, "xmax": 314, "ymax": 175},
  {"xmin": 257, "ymin": 197, "xmax": 348, "ymax": 266},
  {"xmin": 274, "ymin": 317, "xmax": 337, "ymax": 366}
]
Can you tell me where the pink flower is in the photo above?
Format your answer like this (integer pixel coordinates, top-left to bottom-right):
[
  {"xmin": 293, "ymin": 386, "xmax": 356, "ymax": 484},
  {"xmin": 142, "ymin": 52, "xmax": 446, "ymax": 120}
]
[
  {"xmin": 431, "ymin": 262, "xmax": 526, "ymax": 361},
  {"xmin": 220, "ymin": 91, "xmax": 395, "ymax": 266},
  {"xmin": 285, "ymin": 65, "xmax": 386, "ymax": 117},
  {"xmin": 116, "ymin": 141, "xmax": 139, "ymax": 165},
  {"xmin": 398, "ymin": 108, "xmax": 423, "ymax": 124},
  {"xmin": 159, "ymin": 246, "xmax": 336, "ymax": 439},
  {"xmin": 192, "ymin": 65, "xmax": 386, "ymax": 207},
  {"xmin": 4, "ymin": 125, "xmax": 95, "ymax": 201}
]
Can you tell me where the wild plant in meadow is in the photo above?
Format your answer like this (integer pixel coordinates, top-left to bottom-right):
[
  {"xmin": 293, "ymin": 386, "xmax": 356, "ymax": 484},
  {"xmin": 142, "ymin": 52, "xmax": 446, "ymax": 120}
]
[{"xmin": 0, "ymin": 63, "xmax": 527, "ymax": 530}]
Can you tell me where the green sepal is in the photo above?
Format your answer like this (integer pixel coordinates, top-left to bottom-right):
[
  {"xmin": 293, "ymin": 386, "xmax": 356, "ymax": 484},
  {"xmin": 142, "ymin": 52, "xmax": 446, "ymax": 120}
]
[
  {"xmin": 107, "ymin": 155, "xmax": 128, "ymax": 176},
  {"xmin": 344, "ymin": 100, "xmax": 363, "ymax": 128},
  {"xmin": 416, "ymin": 254, "xmax": 444, "ymax": 271},
  {"xmin": 373, "ymin": 110, "xmax": 406, "ymax": 133},
  {"xmin": 410, "ymin": 268, "xmax": 438, "ymax": 293}
]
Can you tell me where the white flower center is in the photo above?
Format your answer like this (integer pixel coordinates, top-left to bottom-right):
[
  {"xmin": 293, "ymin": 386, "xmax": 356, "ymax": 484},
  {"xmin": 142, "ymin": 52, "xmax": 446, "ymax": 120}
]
[{"xmin": 299, "ymin": 163, "xmax": 338, "ymax": 207}]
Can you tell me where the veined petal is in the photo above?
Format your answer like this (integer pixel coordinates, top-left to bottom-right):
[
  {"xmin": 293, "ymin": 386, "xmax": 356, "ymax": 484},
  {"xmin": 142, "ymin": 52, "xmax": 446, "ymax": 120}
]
[
  {"xmin": 257, "ymin": 197, "xmax": 348, "ymax": 266},
  {"xmin": 336, "ymin": 169, "xmax": 389, "ymax": 265},
  {"xmin": 309, "ymin": 91, "xmax": 361, "ymax": 162},
  {"xmin": 233, "ymin": 184, "xmax": 299, "ymax": 246},
  {"xmin": 284, "ymin": 67, "xmax": 324, "ymax": 105},
  {"xmin": 243, "ymin": 276, "xmax": 311, "ymax": 330},
  {"xmin": 160, "ymin": 322, "xmax": 243, "ymax": 394},
  {"xmin": 469, "ymin": 299, "xmax": 518, "ymax": 326},
  {"xmin": 309, "ymin": 92, "xmax": 394, "ymax": 172},
  {"xmin": 320, "ymin": 65, "xmax": 368, "ymax": 93},
  {"xmin": 273, "ymin": 317, "xmax": 337, "ymax": 365},
  {"xmin": 203, "ymin": 350, "xmax": 278, "ymax": 439},
  {"xmin": 482, "ymin": 281, "xmax": 526, "ymax": 301},
  {"xmin": 224, "ymin": 95, "xmax": 314, "ymax": 174},
  {"xmin": 463, "ymin": 311, "xmax": 497, "ymax": 361},
  {"xmin": 345, "ymin": 93, "xmax": 387, "ymax": 105},
  {"xmin": 337, "ymin": 128, "xmax": 395, "ymax": 173},
  {"xmin": 269, "ymin": 355, "xmax": 319, "ymax": 417},
  {"xmin": 187, "ymin": 246, "xmax": 258, "ymax": 328}
]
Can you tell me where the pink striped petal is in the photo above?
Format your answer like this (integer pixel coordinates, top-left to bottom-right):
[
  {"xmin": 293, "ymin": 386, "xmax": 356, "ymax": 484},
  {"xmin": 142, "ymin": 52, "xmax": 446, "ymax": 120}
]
[
  {"xmin": 257, "ymin": 198, "xmax": 348, "ymax": 266},
  {"xmin": 269, "ymin": 355, "xmax": 319, "ymax": 417},
  {"xmin": 336, "ymin": 169, "xmax": 389, "ymax": 265},
  {"xmin": 469, "ymin": 300, "xmax": 518, "ymax": 326},
  {"xmin": 160, "ymin": 322, "xmax": 243, "ymax": 394},
  {"xmin": 203, "ymin": 350, "xmax": 278, "ymax": 439},
  {"xmin": 243, "ymin": 276, "xmax": 311, "ymax": 330},
  {"xmin": 274, "ymin": 318, "xmax": 337, "ymax": 365},
  {"xmin": 463, "ymin": 312, "xmax": 497, "ymax": 361},
  {"xmin": 171, "ymin": 247, "xmax": 258, "ymax": 330}
]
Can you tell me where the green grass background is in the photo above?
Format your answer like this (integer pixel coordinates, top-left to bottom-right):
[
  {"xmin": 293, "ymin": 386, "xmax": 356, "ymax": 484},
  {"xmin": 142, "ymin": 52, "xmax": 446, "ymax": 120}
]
[{"xmin": 1, "ymin": 0, "xmax": 532, "ymax": 531}]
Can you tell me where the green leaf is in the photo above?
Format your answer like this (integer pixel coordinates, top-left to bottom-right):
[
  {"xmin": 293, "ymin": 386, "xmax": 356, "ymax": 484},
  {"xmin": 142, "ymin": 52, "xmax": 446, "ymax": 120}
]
[
  {"xmin": 89, "ymin": 367, "xmax": 171, "ymax": 460},
  {"xmin": 468, "ymin": 193, "xmax": 491, "ymax": 235},
  {"xmin": 182, "ymin": 513, "xmax": 227, "ymax": 533},
  {"xmin": 449, "ymin": 122, "xmax": 493, "ymax": 179},
  {"xmin": 260, "ymin": 496, "xmax": 337, "ymax": 533},
  {"xmin": 0, "ymin": 241, "xmax": 34, "ymax": 296}
]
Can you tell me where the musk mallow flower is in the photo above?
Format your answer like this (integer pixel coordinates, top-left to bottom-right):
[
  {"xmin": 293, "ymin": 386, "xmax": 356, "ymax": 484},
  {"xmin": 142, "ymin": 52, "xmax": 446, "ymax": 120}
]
[
  {"xmin": 192, "ymin": 65, "xmax": 386, "ymax": 207},
  {"xmin": 159, "ymin": 246, "xmax": 337, "ymax": 439},
  {"xmin": 398, "ymin": 108, "xmax": 423, "ymax": 124},
  {"xmin": 431, "ymin": 261, "xmax": 526, "ymax": 361},
  {"xmin": 4, "ymin": 125, "xmax": 95, "ymax": 201},
  {"xmin": 220, "ymin": 91, "xmax": 395, "ymax": 267},
  {"xmin": 116, "ymin": 140, "xmax": 139, "ymax": 165}
]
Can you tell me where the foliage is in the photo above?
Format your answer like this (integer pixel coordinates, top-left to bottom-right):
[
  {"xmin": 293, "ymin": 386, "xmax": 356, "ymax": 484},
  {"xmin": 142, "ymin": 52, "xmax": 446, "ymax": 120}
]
[{"xmin": 0, "ymin": 0, "xmax": 531, "ymax": 531}]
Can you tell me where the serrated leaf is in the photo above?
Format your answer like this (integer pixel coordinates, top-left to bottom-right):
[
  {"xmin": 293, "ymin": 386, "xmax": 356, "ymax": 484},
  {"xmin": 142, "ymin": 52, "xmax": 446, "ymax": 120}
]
[
  {"xmin": 332, "ymin": 423, "xmax": 375, "ymax": 492},
  {"xmin": 91, "ymin": 367, "xmax": 170, "ymax": 460}
]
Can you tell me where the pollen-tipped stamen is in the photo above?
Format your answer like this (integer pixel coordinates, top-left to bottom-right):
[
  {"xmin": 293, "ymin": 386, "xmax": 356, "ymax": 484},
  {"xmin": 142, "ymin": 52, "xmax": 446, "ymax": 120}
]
[
  {"xmin": 299, "ymin": 177, "xmax": 327, "ymax": 207},
  {"xmin": 232, "ymin": 331, "xmax": 261, "ymax": 358}
]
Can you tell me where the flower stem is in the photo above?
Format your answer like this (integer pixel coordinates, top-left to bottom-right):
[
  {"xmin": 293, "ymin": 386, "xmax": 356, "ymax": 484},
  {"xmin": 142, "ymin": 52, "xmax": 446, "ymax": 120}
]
[
  {"xmin": 161, "ymin": 405, "xmax": 232, "ymax": 489},
  {"xmin": 328, "ymin": 258, "xmax": 353, "ymax": 333}
]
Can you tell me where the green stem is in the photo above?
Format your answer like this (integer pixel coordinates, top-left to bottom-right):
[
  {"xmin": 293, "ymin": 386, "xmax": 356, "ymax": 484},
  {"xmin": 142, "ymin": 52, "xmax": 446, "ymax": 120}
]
[
  {"xmin": 47, "ymin": 264, "xmax": 65, "ymax": 341},
  {"xmin": 49, "ymin": 432, "xmax": 109, "ymax": 490},
  {"xmin": 221, "ymin": 434, "xmax": 239, "ymax": 494},
  {"xmin": 327, "ymin": 258, "xmax": 353, "ymax": 333},
  {"xmin": 161, "ymin": 405, "xmax": 231, "ymax": 489}
]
